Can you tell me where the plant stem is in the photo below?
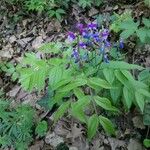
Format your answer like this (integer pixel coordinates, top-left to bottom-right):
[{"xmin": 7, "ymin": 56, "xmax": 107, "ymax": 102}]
[
  {"xmin": 146, "ymin": 126, "xmax": 150, "ymax": 139},
  {"xmin": 89, "ymin": 88, "xmax": 98, "ymax": 115}
]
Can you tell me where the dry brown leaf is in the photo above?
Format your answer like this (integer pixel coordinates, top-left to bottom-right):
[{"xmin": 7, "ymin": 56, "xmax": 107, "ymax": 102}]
[
  {"xmin": 66, "ymin": 123, "xmax": 83, "ymax": 140},
  {"xmin": 29, "ymin": 140, "xmax": 44, "ymax": 150},
  {"xmin": 88, "ymin": 8, "xmax": 99, "ymax": 17},
  {"xmin": 32, "ymin": 36, "xmax": 43, "ymax": 49},
  {"xmin": 7, "ymin": 86, "xmax": 21, "ymax": 98},
  {"xmin": 132, "ymin": 116, "xmax": 145, "ymax": 129},
  {"xmin": 108, "ymin": 137, "xmax": 126, "ymax": 150},
  {"xmin": 45, "ymin": 132, "xmax": 64, "ymax": 148},
  {"xmin": 127, "ymin": 139, "xmax": 144, "ymax": 150}
]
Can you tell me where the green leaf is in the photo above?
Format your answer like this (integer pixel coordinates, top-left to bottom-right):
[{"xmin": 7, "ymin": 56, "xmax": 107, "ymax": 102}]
[
  {"xmin": 73, "ymin": 88, "xmax": 85, "ymax": 99},
  {"xmin": 136, "ymin": 28, "xmax": 147, "ymax": 43},
  {"xmin": 110, "ymin": 81, "xmax": 122, "ymax": 104},
  {"xmin": 143, "ymin": 103, "xmax": 150, "ymax": 125},
  {"xmin": 114, "ymin": 70, "xmax": 133, "ymax": 90},
  {"xmin": 103, "ymin": 68, "xmax": 115, "ymax": 84},
  {"xmin": 143, "ymin": 139, "xmax": 150, "ymax": 148},
  {"xmin": 138, "ymin": 89, "xmax": 150, "ymax": 98},
  {"xmin": 101, "ymin": 61, "xmax": 144, "ymax": 70},
  {"xmin": 87, "ymin": 114, "xmax": 99, "ymax": 140},
  {"xmin": 38, "ymin": 42, "xmax": 62, "ymax": 54},
  {"xmin": 54, "ymin": 101, "xmax": 70, "ymax": 123},
  {"xmin": 37, "ymin": 89, "xmax": 55, "ymax": 110},
  {"xmin": 35, "ymin": 121, "xmax": 48, "ymax": 137},
  {"xmin": 99, "ymin": 115, "xmax": 115, "ymax": 135},
  {"xmin": 71, "ymin": 106, "xmax": 87, "ymax": 123},
  {"xmin": 143, "ymin": 18, "xmax": 150, "ymax": 28},
  {"xmin": 123, "ymin": 86, "xmax": 133, "ymax": 109},
  {"xmin": 71, "ymin": 95, "xmax": 90, "ymax": 123},
  {"xmin": 78, "ymin": 0, "xmax": 92, "ymax": 8},
  {"xmin": 49, "ymin": 66, "xmax": 63, "ymax": 87},
  {"xmin": 17, "ymin": 53, "xmax": 49, "ymax": 91},
  {"xmin": 59, "ymin": 78, "xmax": 87, "ymax": 93},
  {"xmin": 120, "ymin": 29, "xmax": 135, "ymax": 39},
  {"xmin": 56, "ymin": 9, "xmax": 66, "ymax": 14},
  {"xmin": 56, "ymin": 12, "xmax": 62, "ymax": 21},
  {"xmin": 119, "ymin": 19, "xmax": 139, "ymax": 30},
  {"xmin": 121, "ymin": 70, "xmax": 148, "ymax": 89},
  {"xmin": 135, "ymin": 92, "xmax": 145, "ymax": 113},
  {"xmin": 88, "ymin": 77, "xmax": 113, "ymax": 89},
  {"xmin": 94, "ymin": 96, "xmax": 118, "ymax": 112},
  {"xmin": 138, "ymin": 69, "xmax": 150, "ymax": 81},
  {"xmin": 120, "ymin": 70, "xmax": 134, "ymax": 81}
]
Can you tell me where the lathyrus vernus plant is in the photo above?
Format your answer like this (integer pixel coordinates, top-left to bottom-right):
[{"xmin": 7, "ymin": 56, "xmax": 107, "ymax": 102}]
[
  {"xmin": 16, "ymin": 22, "xmax": 150, "ymax": 139},
  {"xmin": 110, "ymin": 12, "xmax": 150, "ymax": 44},
  {"xmin": 0, "ymin": 100, "xmax": 35, "ymax": 150}
]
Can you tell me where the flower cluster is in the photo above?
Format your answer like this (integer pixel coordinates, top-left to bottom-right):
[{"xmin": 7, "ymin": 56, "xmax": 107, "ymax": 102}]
[{"xmin": 67, "ymin": 22, "xmax": 124, "ymax": 64}]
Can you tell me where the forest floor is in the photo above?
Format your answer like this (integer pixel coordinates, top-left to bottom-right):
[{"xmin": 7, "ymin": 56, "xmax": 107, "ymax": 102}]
[{"xmin": 0, "ymin": 0, "xmax": 150, "ymax": 150}]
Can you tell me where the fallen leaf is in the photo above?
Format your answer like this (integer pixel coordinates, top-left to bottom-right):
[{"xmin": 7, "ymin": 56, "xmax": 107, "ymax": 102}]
[
  {"xmin": 17, "ymin": 37, "xmax": 32, "ymax": 48},
  {"xmin": 9, "ymin": 35, "xmax": 17, "ymax": 43},
  {"xmin": 29, "ymin": 140, "xmax": 44, "ymax": 150},
  {"xmin": 132, "ymin": 116, "xmax": 145, "ymax": 129},
  {"xmin": 108, "ymin": 137, "xmax": 126, "ymax": 150},
  {"xmin": 7, "ymin": 86, "xmax": 21, "ymax": 97},
  {"xmin": 66, "ymin": 123, "xmax": 83, "ymax": 140},
  {"xmin": 32, "ymin": 36, "xmax": 43, "ymax": 49},
  {"xmin": 45, "ymin": 132, "xmax": 64, "ymax": 148},
  {"xmin": 127, "ymin": 139, "xmax": 143, "ymax": 150},
  {"xmin": 88, "ymin": 8, "xmax": 99, "ymax": 17}
]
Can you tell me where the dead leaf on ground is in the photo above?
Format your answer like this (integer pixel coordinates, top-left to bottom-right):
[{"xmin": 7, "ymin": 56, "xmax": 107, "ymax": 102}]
[
  {"xmin": 88, "ymin": 8, "xmax": 99, "ymax": 17},
  {"xmin": 54, "ymin": 120, "xmax": 70, "ymax": 137},
  {"xmin": 127, "ymin": 139, "xmax": 144, "ymax": 150},
  {"xmin": 66, "ymin": 123, "xmax": 84, "ymax": 140},
  {"xmin": 108, "ymin": 137, "xmax": 126, "ymax": 150},
  {"xmin": 29, "ymin": 140, "xmax": 44, "ymax": 150},
  {"xmin": 132, "ymin": 116, "xmax": 145, "ymax": 129},
  {"xmin": 32, "ymin": 36, "xmax": 44, "ymax": 49},
  {"xmin": 0, "ymin": 44, "xmax": 14, "ymax": 59},
  {"xmin": 45, "ymin": 132, "xmax": 64, "ymax": 148},
  {"xmin": 6, "ymin": 85, "xmax": 21, "ymax": 98},
  {"xmin": 17, "ymin": 37, "xmax": 33, "ymax": 48}
]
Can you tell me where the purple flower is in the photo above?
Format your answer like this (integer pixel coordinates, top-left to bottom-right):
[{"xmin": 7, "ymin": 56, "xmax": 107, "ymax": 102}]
[
  {"xmin": 79, "ymin": 42, "xmax": 86, "ymax": 49},
  {"xmin": 76, "ymin": 23, "xmax": 85, "ymax": 34},
  {"xmin": 82, "ymin": 31, "xmax": 91, "ymax": 39},
  {"xmin": 87, "ymin": 23, "xmax": 97, "ymax": 30},
  {"xmin": 86, "ymin": 41, "xmax": 93, "ymax": 46},
  {"xmin": 76, "ymin": 23, "xmax": 84, "ymax": 29},
  {"xmin": 71, "ymin": 49, "xmax": 79, "ymax": 60},
  {"xmin": 91, "ymin": 33, "xmax": 100, "ymax": 42},
  {"xmin": 101, "ymin": 29, "xmax": 109, "ymax": 40},
  {"xmin": 119, "ymin": 38, "xmax": 124, "ymax": 49},
  {"xmin": 104, "ymin": 40, "xmax": 111, "ymax": 47},
  {"xmin": 103, "ymin": 54, "xmax": 109, "ymax": 63},
  {"xmin": 68, "ymin": 31, "xmax": 76, "ymax": 41}
]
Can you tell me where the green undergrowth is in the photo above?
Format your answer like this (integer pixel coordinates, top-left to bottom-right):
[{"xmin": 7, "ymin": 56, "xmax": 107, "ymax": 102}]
[
  {"xmin": 14, "ymin": 40, "xmax": 150, "ymax": 140},
  {"xmin": 0, "ymin": 99, "xmax": 48, "ymax": 149}
]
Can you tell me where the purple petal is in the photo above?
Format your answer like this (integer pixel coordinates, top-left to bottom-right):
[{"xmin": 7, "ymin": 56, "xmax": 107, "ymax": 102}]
[
  {"xmin": 79, "ymin": 42, "xmax": 86, "ymax": 49},
  {"xmin": 105, "ymin": 40, "xmax": 111, "ymax": 47},
  {"xmin": 87, "ymin": 23, "xmax": 97, "ymax": 30},
  {"xmin": 101, "ymin": 29, "xmax": 109, "ymax": 40},
  {"xmin": 119, "ymin": 38, "xmax": 124, "ymax": 49},
  {"xmin": 72, "ymin": 49, "xmax": 79, "ymax": 59},
  {"xmin": 68, "ymin": 31, "xmax": 76, "ymax": 41}
]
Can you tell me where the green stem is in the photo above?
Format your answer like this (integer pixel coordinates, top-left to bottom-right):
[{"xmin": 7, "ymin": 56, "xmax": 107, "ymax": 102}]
[{"xmin": 89, "ymin": 88, "xmax": 98, "ymax": 115}]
